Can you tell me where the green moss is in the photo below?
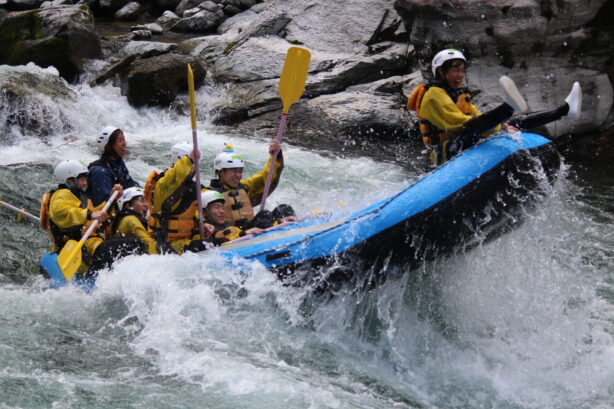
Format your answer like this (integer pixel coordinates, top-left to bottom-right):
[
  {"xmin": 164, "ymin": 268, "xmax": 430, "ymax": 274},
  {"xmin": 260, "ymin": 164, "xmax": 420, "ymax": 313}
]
[{"xmin": 223, "ymin": 41, "xmax": 239, "ymax": 54}]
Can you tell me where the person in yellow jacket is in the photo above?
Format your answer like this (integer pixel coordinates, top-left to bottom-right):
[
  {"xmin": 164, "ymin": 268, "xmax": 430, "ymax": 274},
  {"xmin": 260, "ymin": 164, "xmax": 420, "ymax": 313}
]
[
  {"xmin": 113, "ymin": 187, "xmax": 157, "ymax": 255},
  {"xmin": 200, "ymin": 190, "xmax": 264, "ymax": 246},
  {"xmin": 42, "ymin": 160, "xmax": 122, "ymax": 274},
  {"xmin": 408, "ymin": 48, "xmax": 582, "ymax": 164},
  {"xmin": 207, "ymin": 142, "xmax": 297, "ymax": 230},
  {"xmin": 145, "ymin": 142, "xmax": 213, "ymax": 254}
]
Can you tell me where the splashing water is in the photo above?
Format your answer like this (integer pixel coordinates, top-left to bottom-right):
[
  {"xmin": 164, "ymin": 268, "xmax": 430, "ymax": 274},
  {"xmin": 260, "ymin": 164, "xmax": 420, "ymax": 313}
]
[{"xmin": 0, "ymin": 64, "xmax": 612, "ymax": 409}]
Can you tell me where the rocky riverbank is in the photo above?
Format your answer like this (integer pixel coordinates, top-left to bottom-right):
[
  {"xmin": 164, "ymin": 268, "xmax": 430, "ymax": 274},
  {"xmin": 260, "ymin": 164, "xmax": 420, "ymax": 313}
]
[{"xmin": 1, "ymin": 0, "xmax": 613, "ymax": 158}]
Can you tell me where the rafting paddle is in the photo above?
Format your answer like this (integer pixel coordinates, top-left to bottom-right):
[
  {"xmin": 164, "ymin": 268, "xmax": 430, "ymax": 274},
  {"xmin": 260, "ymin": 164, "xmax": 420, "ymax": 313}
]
[
  {"xmin": 0, "ymin": 199, "xmax": 40, "ymax": 223},
  {"xmin": 56, "ymin": 190, "xmax": 119, "ymax": 281},
  {"xmin": 259, "ymin": 46, "xmax": 311, "ymax": 211},
  {"xmin": 187, "ymin": 63, "xmax": 206, "ymax": 238}
]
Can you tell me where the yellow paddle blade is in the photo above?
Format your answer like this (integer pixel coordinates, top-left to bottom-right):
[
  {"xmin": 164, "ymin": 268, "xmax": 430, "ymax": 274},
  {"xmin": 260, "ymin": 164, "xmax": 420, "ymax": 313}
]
[
  {"xmin": 57, "ymin": 239, "xmax": 84, "ymax": 281},
  {"xmin": 279, "ymin": 46, "xmax": 311, "ymax": 114},
  {"xmin": 187, "ymin": 64, "xmax": 197, "ymax": 130}
]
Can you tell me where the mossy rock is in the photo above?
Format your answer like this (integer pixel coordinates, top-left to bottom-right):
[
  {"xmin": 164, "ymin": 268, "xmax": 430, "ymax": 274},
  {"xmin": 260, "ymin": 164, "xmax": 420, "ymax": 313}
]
[{"xmin": 0, "ymin": 5, "xmax": 101, "ymax": 82}]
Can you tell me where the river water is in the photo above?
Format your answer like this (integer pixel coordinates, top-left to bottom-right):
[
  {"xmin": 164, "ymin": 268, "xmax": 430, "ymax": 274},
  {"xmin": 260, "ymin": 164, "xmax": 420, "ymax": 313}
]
[{"xmin": 0, "ymin": 64, "xmax": 612, "ymax": 409}]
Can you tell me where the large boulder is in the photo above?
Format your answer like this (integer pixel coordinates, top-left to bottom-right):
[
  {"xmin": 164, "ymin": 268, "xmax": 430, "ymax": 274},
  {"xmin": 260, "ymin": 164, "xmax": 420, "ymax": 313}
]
[
  {"xmin": 190, "ymin": 0, "xmax": 411, "ymax": 145},
  {"xmin": 171, "ymin": 8, "xmax": 224, "ymax": 32},
  {"xmin": 121, "ymin": 53, "xmax": 206, "ymax": 106},
  {"xmin": 0, "ymin": 5, "xmax": 102, "ymax": 82},
  {"xmin": 0, "ymin": 63, "xmax": 76, "ymax": 140}
]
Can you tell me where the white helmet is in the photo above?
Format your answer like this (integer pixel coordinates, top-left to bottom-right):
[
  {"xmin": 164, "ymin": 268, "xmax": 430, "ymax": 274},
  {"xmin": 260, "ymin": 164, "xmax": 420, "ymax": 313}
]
[
  {"xmin": 431, "ymin": 49, "xmax": 467, "ymax": 77},
  {"xmin": 170, "ymin": 141, "xmax": 193, "ymax": 161},
  {"xmin": 97, "ymin": 126, "xmax": 120, "ymax": 153},
  {"xmin": 214, "ymin": 144, "xmax": 244, "ymax": 171},
  {"xmin": 118, "ymin": 186, "xmax": 144, "ymax": 211},
  {"xmin": 201, "ymin": 190, "xmax": 225, "ymax": 208},
  {"xmin": 54, "ymin": 160, "xmax": 89, "ymax": 183}
]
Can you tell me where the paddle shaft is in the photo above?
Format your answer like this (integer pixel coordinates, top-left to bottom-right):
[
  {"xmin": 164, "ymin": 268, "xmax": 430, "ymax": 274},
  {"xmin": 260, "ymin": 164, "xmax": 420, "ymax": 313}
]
[
  {"xmin": 0, "ymin": 200, "xmax": 40, "ymax": 222},
  {"xmin": 188, "ymin": 64, "xmax": 206, "ymax": 238},
  {"xmin": 259, "ymin": 113, "xmax": 286, "ymax": 211},
  {"xmin": 78, "ymin": 190, "xmax": 119, "ymax": 244}
]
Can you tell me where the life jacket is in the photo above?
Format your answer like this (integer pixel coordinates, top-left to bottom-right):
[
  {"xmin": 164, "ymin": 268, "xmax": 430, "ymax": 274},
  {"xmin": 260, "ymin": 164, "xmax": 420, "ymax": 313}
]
[
  {"xmin": 112, "ymin": 208, "xmax": 148, "ymax": 236},
  {"xmin": 145, "ymin": 169, "xmax": 199, "ymax": 247},
  {"xmin": 41, "ymin": 186, "xmax": 100, "ymax": 253},
  {"xmin": 209, "ymin": 180, "xmax": 255, "ymax": 229},
  {"xmin": 407, "ymin": 82, "xmax": 474, "ymax": 149},
  {"xmin": 209, "ymin": 222, "xmax": 245, "ymax": 246}
]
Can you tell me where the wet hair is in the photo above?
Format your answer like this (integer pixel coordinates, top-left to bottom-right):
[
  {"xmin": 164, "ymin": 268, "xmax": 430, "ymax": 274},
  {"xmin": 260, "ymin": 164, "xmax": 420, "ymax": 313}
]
[{"xmin": 103, "ymin": 129, "xmax": 123, "ymax": 157}]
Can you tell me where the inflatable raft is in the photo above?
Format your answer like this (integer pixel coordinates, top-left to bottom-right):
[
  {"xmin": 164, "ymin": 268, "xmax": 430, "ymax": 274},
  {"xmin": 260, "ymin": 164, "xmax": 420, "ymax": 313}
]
[
  {"xmin": 46, "ymin": 132, "xmax": 560, "ymax": 291},
  {"xmin": 217, "ymin": 132, "xmax": 560, "ymax": 290}
]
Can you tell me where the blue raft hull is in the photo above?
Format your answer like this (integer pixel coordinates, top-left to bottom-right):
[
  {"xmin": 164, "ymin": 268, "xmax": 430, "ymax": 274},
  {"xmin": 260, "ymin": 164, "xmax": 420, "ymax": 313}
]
[
  {"xmin": 218, "ymin": 132, "xmax": 560, "ymax": 290},
  {"xmin": 45, "ymin": 133, "xmax": 560, "ymax": 291}
]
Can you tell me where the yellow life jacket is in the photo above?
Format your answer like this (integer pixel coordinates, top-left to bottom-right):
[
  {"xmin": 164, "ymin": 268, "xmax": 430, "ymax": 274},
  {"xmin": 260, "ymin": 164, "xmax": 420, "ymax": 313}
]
[
  {"xmin": 145, "ymin": 169, "xmax": 199, "ymax": 243},
  {"xmin": 42, "ymin": 186, "xmax": 101, "ymax": 252},
  {"xmin": 407, "ymin": 83, "xmax": 474, "ymax": 148},
  {"xmin": 214, "ymin": 225, "xmax": 245, "ymax": 245},
  {"xmin": 213, "ymin": 184, "xmax": 255, "ymax": 228}
]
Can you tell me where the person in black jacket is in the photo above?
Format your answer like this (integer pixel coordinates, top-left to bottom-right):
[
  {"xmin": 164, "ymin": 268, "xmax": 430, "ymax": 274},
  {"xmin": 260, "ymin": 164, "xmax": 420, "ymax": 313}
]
[{"xmin": 88, "ymin": 126, "xmax": 140, "ymax": 206}]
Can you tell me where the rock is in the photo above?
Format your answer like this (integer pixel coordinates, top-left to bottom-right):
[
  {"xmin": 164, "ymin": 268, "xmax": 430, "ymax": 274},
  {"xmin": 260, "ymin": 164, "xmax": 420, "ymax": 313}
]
[
  {"xmin": 131, "ymin": 29, "xmax": 152, "ymax": 40},
  {"xmin": 156, "ymin": 10, "xmax": 181, "ymax": 29},
  {"xmin": 171, "ymin": 8, "xmax": 224, "ymax": 32},
  {"xmin": 175, "ymin": 0, "xmax": 202, "ymax": 16},
  {"xmin": 290, "ymin": 75, "xmax": 413, "ymax": 146},
  {"xmin": 0, "ymin": 63, "xmax": 76, "ymax": 140},
  {"xmin": 40, "ymin": 0, "xmax": 74, "ymax": 8},
  {"xmin": 91, "ymin": 41, "xmax": 179, "ymax": 85},
  {"xmin": 115, "ymin": 1, "xmax": 141, "ymax": 20},
  {"xmin": 217, "ymin": 8, "xmax": 257, "ymax": 34},
  {"xmin": 131, "ymin": 23, "xmax": 164, "ymax": 34},
  {"xmin": 122, "ymin": 40, "xmax": 178, "ymax": 58},
  {"xmin": 200, "ymin": 0, "xmax": 220, "ymax": 12},
  {"xmin": 0, "ymin": 5, "xmax": 102, "ymax": 82},
  {"xmin": 121, "ymin": 53, "xmax": 206, "ymax": 106}
]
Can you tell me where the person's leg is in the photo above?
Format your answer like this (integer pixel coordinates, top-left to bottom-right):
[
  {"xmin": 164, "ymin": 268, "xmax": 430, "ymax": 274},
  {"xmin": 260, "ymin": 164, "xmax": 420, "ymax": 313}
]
[
  {"xmin": 508, "ymin": 104, "xmax": 569, "ymax": 131},
  {"xmin": 447, "ymin": 103, "xmax": 515, "ymax": 157},
  {"xmin": 509, "ymin": 81, "xmax": 582, "ymax": 130},
  {"xmin": 86, "ymin": 237, "xmax": 146, "ymax": 277}
]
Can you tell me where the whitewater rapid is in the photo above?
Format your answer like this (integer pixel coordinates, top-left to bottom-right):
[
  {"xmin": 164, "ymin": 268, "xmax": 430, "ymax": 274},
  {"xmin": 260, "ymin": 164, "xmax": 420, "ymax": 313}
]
[{"xmin": 0, "ymin": 63, "xmax": 612, "ymax": 409}]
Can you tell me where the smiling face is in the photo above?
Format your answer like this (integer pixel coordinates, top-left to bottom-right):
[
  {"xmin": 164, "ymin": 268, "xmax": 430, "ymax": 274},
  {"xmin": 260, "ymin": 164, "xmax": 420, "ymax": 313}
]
[
  {"xmin": 218, "ymin": 168, "xmax": 243, "ymax": 189},
  {"xmin": 206, "ymin": 201, "xmax": 226, "ymax": 224},
  {"xmin": 439, "ymin": 60, "xmax": 466, "ymax": 89}
]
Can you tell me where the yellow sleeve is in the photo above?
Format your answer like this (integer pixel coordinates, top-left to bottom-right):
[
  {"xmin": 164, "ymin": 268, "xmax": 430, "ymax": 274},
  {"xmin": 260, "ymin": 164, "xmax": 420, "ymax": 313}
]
[
  {"xmin": 48, "ymin": 189, "xmax": 88, "ymax": 229},
  {"xmin": 153, "ymin": 156, "xmax": 194, "ymax": 213},
  {"xmin": 115, "ymin": 216, "xmax": 158, "ymax": 255},
  {"xmin": 241, "ymin": 151, "xmax": 284, "ymax": 207},
  {"xmin": 420, "ymin": 87, "xmax": 474, "ymax": 133}
]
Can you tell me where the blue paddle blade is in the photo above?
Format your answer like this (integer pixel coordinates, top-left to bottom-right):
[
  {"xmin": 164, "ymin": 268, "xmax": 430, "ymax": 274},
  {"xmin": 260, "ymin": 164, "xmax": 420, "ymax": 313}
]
[{"xmin": 40, "ymin": 253, "xmax": 68, "ymax": 289}]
